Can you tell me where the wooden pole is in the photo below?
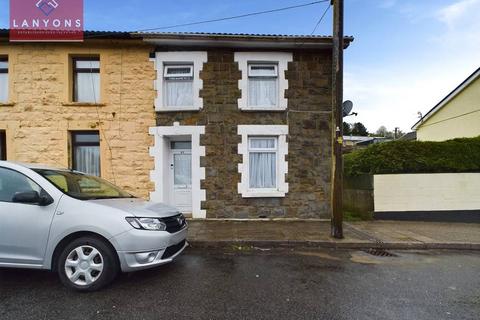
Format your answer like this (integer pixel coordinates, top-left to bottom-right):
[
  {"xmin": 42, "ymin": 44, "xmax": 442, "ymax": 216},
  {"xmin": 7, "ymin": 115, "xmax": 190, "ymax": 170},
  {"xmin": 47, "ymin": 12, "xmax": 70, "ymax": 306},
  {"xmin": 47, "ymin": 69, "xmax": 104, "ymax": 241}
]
[{"xmin": 331, "ymin": 0, "xmax": 344, "ymax": 238}]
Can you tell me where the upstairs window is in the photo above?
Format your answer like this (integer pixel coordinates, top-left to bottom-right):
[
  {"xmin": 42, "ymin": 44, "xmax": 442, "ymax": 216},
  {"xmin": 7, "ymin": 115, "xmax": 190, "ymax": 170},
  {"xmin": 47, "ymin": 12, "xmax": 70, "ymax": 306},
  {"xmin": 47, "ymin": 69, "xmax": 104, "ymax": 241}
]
[
  {"xmin": 73, "ymin": 57, "xmax": 100, "ymax": 103},
  {"xmin": 163, "ymin": 64, "xmax": 194, "ymax": 107},
  {"xmin": 154, "ymin": 52, "xmax": 207, "ymax": 111},
  {"xmin": 247, "ymin": 64, "xmax": 278, "ymax": 108},
  {"xmin": 234, "ymin": 52, "xmax": 292, "ymax": 111},
  {"xmin": 0, "ymin": 57, "xmax": 8, "ymax": 103},
  {"xmin": 71, "ymin": 131, "xmax": 101, "ymax": 177}
]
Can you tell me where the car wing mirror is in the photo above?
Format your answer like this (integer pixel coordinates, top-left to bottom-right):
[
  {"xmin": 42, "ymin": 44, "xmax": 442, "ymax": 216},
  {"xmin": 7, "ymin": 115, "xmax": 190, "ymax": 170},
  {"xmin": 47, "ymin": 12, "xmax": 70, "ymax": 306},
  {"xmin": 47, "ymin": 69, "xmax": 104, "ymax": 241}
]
[
  {"xmin": 12, "ymin": 191, "xmax": 41, "ymax": 204},
  {"xmin": 12, "ymin": 191, "xmax": 54, "ymax": 206},
  {"xmin": 39, "ymin": 193, "xmax": 54, "ymax": 206}
]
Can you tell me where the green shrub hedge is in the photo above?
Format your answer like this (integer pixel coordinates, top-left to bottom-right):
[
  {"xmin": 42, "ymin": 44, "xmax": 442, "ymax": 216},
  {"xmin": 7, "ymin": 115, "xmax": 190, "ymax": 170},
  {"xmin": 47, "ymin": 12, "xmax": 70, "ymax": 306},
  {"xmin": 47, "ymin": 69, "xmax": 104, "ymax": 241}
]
[{"xmin": 344, "ymin": 136, "xmax": 480, "ymax": 176}]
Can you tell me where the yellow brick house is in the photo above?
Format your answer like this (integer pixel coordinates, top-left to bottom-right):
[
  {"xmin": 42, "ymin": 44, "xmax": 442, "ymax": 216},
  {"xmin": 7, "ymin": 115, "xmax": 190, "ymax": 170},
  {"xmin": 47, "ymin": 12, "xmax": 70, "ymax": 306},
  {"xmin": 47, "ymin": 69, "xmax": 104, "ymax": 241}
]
[
  {"xmin": 0, "ymin": 30, "xmax": 156, "ymax": 198},
  {"xmin": 412, "ymin": 67, "xmax": 480, "ymax": 141}
]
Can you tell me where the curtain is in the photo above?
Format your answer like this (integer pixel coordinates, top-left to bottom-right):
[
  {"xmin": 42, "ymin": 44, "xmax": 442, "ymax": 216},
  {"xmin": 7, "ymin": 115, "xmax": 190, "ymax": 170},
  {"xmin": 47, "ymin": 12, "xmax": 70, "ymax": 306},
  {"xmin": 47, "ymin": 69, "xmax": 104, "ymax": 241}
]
[
  {"xmin": 75, "ymin": 146, "xmax": 100, "ymax": 176},
  {"xmin": 248, "ymin": 78, "xmax": 277, "ymax": 107},
  {"xmin": 0, "ymin": 73, "xmax": 8, "ymax": 102},
  {"xmin": 174, "ymin": 153, "xmax": 192, "ymax": 186},
  {"xmin": 75, "ymin": 73, "xmax": 100, "ymax": 103},
  {"xmin": 249, "ymin": 138, "xmax": 277, "ymax": 188},
  {"xmin": 250, "ymin": 138, "xmax": 275, "ymax": 149},
  {"xmin": 165, "ymin": 80, "xmax": 193, "ymax": 107},
  {"xmin": 249, "ymin": 153, "xmax": 276, "ymax": 188}
]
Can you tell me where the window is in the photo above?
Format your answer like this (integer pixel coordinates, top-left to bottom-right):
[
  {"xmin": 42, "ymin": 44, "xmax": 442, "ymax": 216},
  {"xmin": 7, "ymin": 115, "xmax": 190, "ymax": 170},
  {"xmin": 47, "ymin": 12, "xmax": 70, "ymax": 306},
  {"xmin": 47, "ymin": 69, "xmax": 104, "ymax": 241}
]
[
  {"xmin": 164, "ymin": 64, "xmax": 194, "ymax": 107},
  {"xmin": 0, "ymin": 167, "xmax": 42, "ymax": 203},
  {"xmin": 0, "ymin": 57, "xmax": 8, "ymax": 103},
  {"xmin": 248, "ymin": 137, "xmax": 277, "ymax": 189},
  {"xmin": 71, "ymin": 131, "xmax": 100, "ymax": 177},
  {"xmin": 238, "ymin": 125, "xmax": 289, "ymax": 198},
  {"xmin": 234, "ymin": 52, "xmax": 292, "ymax": 111},
  {"xmin": 73, "ymin": 57, "xmax": 100, "ymax": 103},
  {"xmin": 247, "ymin": 64, "xmax": 278, "ymax": 108},
  {"xmin": 154, "ymin": 51, "xmax": 207, "ymax": 111},
  {"xmin": 0, "ymin": 130, "xmax": 6, "ymax": 160},
  {"xmin": 170, "ymin": 141, "xmax": 192, "ymax": 150},
  {"xmin": 35, "ymin": 169, "xmax": 133, "ymax": 200}
]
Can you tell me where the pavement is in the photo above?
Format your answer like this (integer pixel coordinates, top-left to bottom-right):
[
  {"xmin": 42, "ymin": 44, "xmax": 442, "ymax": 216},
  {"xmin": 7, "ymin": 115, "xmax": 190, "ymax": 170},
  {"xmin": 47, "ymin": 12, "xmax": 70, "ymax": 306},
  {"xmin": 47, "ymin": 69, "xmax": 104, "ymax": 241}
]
[
  {"xmin": 1, "ymin": 248, "xmax": 479, "ymax": 319},
  {"xmin": 187, "ymin": 220, "xmax": 480, "ymax": 250}
]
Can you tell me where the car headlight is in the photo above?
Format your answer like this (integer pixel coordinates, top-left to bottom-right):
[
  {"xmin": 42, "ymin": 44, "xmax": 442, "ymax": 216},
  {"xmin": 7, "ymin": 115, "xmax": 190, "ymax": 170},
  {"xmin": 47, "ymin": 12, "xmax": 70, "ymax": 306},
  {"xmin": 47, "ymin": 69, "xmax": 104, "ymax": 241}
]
[{"xmin": 126, "ymin": 217, "xmax": 167, "ymax": 231}]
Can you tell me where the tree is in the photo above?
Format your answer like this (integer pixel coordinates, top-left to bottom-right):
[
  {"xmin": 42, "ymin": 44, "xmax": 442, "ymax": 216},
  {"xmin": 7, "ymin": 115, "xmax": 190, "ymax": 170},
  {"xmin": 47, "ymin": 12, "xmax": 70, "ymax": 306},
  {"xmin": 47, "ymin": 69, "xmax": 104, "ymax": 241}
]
[
  {"xmin": 376, "ymin": 126, "xmax": 388, "ymax": 137},
  {"xmin": 351, "ymin": 122, "xmax": 369, "ymax": 136},
  {"xmin": 375, "ymin": 126, "xmax": 405, "ymax": 139},
  {"xmin": 343, "ymin": 122, "xmax": 351, "ymax": 135}
]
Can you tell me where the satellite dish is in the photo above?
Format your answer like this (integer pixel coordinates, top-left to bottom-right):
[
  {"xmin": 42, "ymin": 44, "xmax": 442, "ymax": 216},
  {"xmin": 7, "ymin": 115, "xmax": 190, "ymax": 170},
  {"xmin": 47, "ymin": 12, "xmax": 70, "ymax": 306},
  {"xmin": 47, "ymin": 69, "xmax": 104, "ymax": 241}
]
[{"xmin": 342, "ymin": 100, "xmax": 354, "ymax": 117}]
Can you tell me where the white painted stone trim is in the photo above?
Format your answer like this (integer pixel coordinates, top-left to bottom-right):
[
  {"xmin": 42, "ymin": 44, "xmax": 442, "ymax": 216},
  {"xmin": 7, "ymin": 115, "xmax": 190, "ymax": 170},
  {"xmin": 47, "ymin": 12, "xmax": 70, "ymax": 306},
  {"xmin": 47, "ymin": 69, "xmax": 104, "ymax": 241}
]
[
  {"xmin": 149, "ymin": 123, "xmax": 206, "ymax": 218},
  {"xmin": 234, "ymin": 52, "xmax": 293, "ymax": 111},
  {"xmin": 153, "ymin": 51, "xmax": 207, "ymax": 111},
  {"xmin": 237, "ymin": 125, "xmax": 289, "ymax": 198}
]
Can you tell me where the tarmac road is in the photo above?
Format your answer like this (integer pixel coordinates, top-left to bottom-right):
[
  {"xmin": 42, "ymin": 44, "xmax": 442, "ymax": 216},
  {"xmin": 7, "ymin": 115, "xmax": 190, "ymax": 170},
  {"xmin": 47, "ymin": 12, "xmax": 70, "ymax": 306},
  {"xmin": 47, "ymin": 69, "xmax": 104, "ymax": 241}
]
[{"xmin": 0, "ymin": 247, "xmax": 479, "ymax": 320}]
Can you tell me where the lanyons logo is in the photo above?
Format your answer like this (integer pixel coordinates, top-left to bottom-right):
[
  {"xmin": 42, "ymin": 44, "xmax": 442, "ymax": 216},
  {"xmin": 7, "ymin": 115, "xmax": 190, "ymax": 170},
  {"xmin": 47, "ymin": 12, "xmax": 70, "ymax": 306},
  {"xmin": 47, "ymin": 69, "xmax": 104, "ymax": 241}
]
[
  {"xmin": 36, "ymin": 0, "xmax": 59, "ymax": 16},
  {"xmin": 10, "ymin": 0, "xmax": 83, "ymax": 42}
]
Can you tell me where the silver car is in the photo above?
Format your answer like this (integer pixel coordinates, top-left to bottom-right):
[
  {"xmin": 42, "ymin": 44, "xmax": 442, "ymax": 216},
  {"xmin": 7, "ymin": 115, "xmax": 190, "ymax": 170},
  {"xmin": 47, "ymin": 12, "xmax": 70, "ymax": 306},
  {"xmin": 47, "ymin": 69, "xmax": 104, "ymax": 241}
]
[{"xmin": 0, "ymin": 161, "xmax": 188, "ymax": 291}]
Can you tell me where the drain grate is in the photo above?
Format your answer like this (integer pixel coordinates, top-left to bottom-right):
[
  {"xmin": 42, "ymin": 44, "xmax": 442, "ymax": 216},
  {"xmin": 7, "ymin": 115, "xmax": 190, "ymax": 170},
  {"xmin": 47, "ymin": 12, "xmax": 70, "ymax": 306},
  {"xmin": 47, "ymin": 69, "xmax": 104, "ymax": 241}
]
[{"xmin": 363, "ymin": 248, "xmax": 397, "ymax": 257}]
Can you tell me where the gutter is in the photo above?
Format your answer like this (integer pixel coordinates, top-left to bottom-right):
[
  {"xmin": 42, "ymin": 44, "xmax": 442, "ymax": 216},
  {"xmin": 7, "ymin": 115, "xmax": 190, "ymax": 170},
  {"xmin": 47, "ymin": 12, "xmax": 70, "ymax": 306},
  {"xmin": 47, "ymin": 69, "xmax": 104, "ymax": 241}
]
[{"xmin": 134, "ymin": 32, "xmax": 354, "ymax": 50}]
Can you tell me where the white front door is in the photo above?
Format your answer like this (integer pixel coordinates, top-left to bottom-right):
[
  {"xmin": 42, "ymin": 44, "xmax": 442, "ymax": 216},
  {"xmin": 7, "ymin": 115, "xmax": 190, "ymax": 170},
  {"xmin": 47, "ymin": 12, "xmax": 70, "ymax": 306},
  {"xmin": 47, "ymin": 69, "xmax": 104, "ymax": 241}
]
[{"xmin": 171, "ymin": 148, "xmax": 192, "ymax": 213}]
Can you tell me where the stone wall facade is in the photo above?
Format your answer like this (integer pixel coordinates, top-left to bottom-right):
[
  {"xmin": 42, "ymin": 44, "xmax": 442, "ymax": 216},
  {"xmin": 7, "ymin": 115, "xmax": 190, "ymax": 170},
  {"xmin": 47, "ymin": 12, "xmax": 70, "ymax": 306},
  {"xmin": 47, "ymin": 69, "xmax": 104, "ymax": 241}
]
[
  {"xmin": 0, "ymin": 40, "xmax": 156, "ymax": 198},
  {"xmin": 156, "ymin": 50, "xmax": 333, "ymax": 219},
  {"xmin": 0, "ymin": 38, "xmax": 334, "ymax": 219}
]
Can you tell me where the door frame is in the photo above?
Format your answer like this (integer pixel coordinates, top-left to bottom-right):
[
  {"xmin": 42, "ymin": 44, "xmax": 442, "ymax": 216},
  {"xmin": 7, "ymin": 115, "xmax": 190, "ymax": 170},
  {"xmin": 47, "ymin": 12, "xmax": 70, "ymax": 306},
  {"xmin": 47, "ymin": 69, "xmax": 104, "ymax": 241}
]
[{"xmin": 149, "ymin": 124, "xmax": 206, "ymax": 218}]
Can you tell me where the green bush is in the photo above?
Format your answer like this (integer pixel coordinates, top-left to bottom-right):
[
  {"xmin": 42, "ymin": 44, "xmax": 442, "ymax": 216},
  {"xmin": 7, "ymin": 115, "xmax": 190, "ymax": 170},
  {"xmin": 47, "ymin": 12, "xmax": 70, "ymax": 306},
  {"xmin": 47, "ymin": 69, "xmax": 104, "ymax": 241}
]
[{"xmin": 344, "ymin": 136, "xmax": 480, "ymax": 176}]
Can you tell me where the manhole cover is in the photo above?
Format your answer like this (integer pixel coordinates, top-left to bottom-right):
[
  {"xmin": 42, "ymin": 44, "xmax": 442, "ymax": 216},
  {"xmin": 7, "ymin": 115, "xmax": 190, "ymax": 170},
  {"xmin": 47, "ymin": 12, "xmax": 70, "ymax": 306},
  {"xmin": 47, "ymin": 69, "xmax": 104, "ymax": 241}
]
[{"xmin": 363, "ymin": 248, "xmax": 397, "ymax": 257}]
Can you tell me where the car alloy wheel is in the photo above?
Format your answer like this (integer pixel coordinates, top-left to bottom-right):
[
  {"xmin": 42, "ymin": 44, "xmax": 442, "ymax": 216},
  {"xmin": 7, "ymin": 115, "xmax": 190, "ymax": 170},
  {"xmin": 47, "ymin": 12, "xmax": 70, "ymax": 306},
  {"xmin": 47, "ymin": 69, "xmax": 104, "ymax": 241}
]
[{"xmin": 64, "ymin": 245, "xmax": 104, "ymax": 286}]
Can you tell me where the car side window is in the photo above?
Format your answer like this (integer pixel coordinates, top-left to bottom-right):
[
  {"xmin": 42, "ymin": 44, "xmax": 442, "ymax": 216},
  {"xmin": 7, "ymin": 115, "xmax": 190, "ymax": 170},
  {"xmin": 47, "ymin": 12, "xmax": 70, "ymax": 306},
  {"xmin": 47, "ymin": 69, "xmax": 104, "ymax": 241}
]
[{"xmin": 0, "ymin": 167, "xmax": 42, "ymax": 203}]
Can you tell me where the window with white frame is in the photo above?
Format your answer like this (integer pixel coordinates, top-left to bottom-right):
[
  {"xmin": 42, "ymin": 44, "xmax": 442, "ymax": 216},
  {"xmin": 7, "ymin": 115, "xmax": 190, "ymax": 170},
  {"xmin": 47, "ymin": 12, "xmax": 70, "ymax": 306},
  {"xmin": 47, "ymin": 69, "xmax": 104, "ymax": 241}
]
[
  {"xmin": 153, "ymin": 52, "xmax": 207, "ymax": 111},
  {"xmin": 248, "ymin": 137, "xmax": 278, "ymax": 189},
  {"xmin": 163, "ymin": 64, "xmax": 194, "ymax": 107},
  {"xmin": 248, "ymin": 64, "xmax": 278, "ymax": 108},
  {"xmin": 238, "ymin": 125, "xmax": 289, "ymax": 198},
  {"xmin": 0, "ymin": 57, "xmax": 8, "ymax": 103},
  {"xmin": 234, "ymin": 52, "xmax": 293, "ymax": 111}
]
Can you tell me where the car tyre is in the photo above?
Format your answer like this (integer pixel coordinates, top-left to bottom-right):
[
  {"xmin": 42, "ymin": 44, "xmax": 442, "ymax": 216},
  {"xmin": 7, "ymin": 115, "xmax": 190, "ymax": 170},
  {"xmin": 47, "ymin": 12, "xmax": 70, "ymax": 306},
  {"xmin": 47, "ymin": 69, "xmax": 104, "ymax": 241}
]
[{"xmin": 57, "ymin": 236, "xmax": 119, "ymax": 292}]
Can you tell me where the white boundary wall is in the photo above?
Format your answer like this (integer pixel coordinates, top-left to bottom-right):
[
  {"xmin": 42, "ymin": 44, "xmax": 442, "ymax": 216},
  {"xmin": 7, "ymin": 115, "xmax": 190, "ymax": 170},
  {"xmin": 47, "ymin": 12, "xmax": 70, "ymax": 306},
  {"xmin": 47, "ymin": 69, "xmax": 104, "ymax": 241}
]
[{"xmin": 374, "ymin": 173, "xmax": 480, "ymax": 212}]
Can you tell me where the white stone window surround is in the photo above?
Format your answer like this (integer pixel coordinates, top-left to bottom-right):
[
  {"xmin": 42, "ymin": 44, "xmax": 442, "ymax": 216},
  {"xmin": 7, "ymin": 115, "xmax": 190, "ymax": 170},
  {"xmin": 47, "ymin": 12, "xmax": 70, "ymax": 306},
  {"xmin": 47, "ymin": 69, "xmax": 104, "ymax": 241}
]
[
  {"xmin": 149, "ymin": 123, "xmax": 206, "ymax": 218},
  {"xmin": 152, "ymin": 51, "xmax": 207, "ymax": 112},
  {"xmin": 238, "ymin": 125, "xmax": 289, "ymax": 198},
  {"xmin": 234, "ymin": 52, "xmax": 293, "ymax": 111}
]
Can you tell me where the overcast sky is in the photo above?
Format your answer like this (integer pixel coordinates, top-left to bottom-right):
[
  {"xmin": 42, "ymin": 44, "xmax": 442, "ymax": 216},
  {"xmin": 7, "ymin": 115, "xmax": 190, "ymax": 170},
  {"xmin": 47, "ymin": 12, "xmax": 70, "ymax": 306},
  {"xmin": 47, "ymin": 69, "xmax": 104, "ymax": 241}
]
[{"xmin": 1, "ymin": 0, "xmax": 478, "ymax": 133}]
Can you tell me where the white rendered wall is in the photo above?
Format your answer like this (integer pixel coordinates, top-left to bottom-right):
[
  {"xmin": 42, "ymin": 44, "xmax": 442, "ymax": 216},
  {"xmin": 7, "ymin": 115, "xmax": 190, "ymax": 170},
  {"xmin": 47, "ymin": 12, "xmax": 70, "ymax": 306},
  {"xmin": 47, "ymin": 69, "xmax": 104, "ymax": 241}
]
[{"xmin": 374, "ymin": 173, "xmax": 480, "ymax": 212}]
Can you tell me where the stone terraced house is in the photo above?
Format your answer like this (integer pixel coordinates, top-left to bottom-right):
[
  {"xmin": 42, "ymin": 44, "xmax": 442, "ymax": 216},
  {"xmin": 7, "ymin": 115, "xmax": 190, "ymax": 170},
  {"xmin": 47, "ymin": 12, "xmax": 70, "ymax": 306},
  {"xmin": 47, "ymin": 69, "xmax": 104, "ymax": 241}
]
[{"xmin": 0, "ymin": 29, "xmax": 353, "ymax": 220}]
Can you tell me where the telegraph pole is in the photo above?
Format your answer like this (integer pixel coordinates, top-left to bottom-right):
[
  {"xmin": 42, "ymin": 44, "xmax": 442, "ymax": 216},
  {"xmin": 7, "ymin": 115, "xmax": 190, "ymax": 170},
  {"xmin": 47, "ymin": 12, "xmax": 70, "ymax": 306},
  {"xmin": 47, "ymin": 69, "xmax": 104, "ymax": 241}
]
[{"xmin": 331, "ymin": 0, "xmax": 344, "ymax": 238}]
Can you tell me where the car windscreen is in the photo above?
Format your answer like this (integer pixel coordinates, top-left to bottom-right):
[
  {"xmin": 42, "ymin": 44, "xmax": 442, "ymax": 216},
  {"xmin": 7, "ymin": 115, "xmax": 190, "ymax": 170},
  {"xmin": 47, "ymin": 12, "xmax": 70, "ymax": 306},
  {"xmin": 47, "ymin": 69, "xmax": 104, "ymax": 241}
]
[{"xmin": 33, "ymin": 169, "xmax": 134, "ymax": 200}]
